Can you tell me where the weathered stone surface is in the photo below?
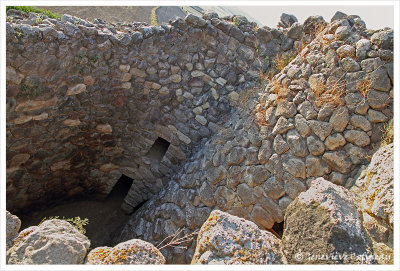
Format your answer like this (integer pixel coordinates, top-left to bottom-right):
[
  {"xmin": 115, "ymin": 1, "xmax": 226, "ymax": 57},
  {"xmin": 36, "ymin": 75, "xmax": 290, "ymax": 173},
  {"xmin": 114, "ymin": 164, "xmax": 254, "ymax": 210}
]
[
  {"xmin": 306, "ymin": 156, "xmax": 330, "ymax": 177},
  {"xmin": 350, "ymin": 115, "xmax": 372, "ymax": 131},
  {"xmin": 322, "ymin": 151, "xmax": 352, "ymax": 174},
  {"xmin": 337, "ymin": 44, "xmax": 355, "ymax": 58},
  {"xmin": 360, "ymin": 57, "xmax": 382, "ymax": 73},
  {"xmin": 275, "ymin": 100, "xmax": 296, "ymax": 118},
  {"xmin": 308, "ymin": 120, "xmax": 333, "ymax": 141},
  {"xmin": 66, "ymin": 84, "xmax": 86, "ymax": 95},
  {"xmin": 7, "ymin": 219, "xmax": 90, "ymax": 264},
  {"xmin": 237, "ymin": 183, "xmax": 255, "ymax": 206},
  {"xmin": 367, "ymin": 89, "xmax": 390, "ymax": 110},
  {"xmin": 368, "ymin": 109, "xmax": 388, "ymax": 123},
  {"xmin": 307, "ymin": 135, "xmax": 325, "ymax": 156},
  {"xmin": 15, "ymin": 96, "xmax": 58, "ymax": 112},
  {"xmin": 282, "ymin": 178, "xmax": 375, "ymax": 264},
  {"xmin": 340, "ymin": 57, "xmax": 360, "ymax": 71},
  {"xmin": 273, "ymin": 134, "xmax": 289, "ymax": 154},
  {"xmin": 335, "ymin": 25, "xmax": 351, "ymax": 40},
  {"xmin": 370, "ymin": 67, "xmax": 391, "ymax": 92},
  {"xmin": 371, "ymin": 29, "xmax": 393, "ymax": 49},
  {"xmin": 284, "ymin": 177, "xmax": 306, "ymax": 199},
  {"xmin": 351, "ymin": 144, "xmax": 393, "ymax": 263},
  {"xmin": 282, "ymin": 156, "xmax": 306, "ymax": 179},
  {"xmin": 264, "ymin": 107, "xmax": 277, "ymax": 126},
  {"xmin": 262, "ymin": 176, "xmax": 285, "ymax": 200},
  {"xmin": 329, "ymin": 106, "xmax": 349, "ymax": 132},
  {"xmin": 86, "ymin": 239, "xmax": 165, "ymax": 264},
  {"xmin": 192, "ymin": 210, "xmax": 282, "ymax": 264},
  {"xmin": 226, "ymin": 147, "xmax": 246, "ymax": 166},
  {"xmin": 344, "ymin": 130, "xmax": 370, "ymax": 147},
  {"xmin": 6, "ymin": 211, "xmax": 21, "ymax": 246},
  {"xmin": 325, "ymin": 133, "xmax": 346, "ymax": 151},
  {"xmin": 272, "ymin": 117, "xmax": 294, "ymax": 135},
  {"xmin": 287, "ymin": 22, "xmax": 303, "ymax": 40},
  {"xmin": 287, "ymin": 129, "xmax": 308, "ymax": 157},
  {"xmin": 206, "ymin": 166, "xmax": 227, "ymax": 185},
  {"xmin": 258, "ymin": 140, "xmax": 272, "ymax": 164},
  {"xmin": 298, "ymin": 101, "xmax": 317, "ymax": 120},
  {"xmin": 294, "ymin": 114, "xmax": 310, "ymax": 138}
]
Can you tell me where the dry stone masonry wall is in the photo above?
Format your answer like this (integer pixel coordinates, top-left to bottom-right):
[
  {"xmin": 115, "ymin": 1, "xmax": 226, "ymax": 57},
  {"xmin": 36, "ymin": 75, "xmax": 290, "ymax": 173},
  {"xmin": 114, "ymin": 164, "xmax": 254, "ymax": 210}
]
[
  {"xmin": 6, "ymin": 10, "xmax": 298, "ymax": 213},
  {"xmin": 6, "ymin": 10, "xmax": 393, "ymax": 264},
  {"xmin": 117, "ymin": 13, "xmax": 393, "ymax": 263}
]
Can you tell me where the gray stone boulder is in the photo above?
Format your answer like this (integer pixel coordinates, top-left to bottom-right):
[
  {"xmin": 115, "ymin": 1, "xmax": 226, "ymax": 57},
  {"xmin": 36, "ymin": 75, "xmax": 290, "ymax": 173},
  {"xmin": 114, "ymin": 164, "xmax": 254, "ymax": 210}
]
[
  {"xmin": 351, "ymin": 143, "xmax": 393, "ymax": 264},
  {"xmin": 279, "ymin": 13, "xmax": 298, "ymax": 28},
  {"xmin": 371, "ymin": 29, "xmax": 393, "ymax": 49},
  {"xmin": 7, "ymin": 219, "xmax": 90, "ymax": 264},
  {"xmin": 191, "ymin": 210, "xmax": 282, "ymax": 264},
  {"xmin": 86, "ymin": 239, "xmax": 165, "ymax": 264},
  {"xmin": 6, "ymin": 211, "xmax": 21, "ymax": 248},
  {"xmin": 281, "ymin": 177, "xmax": 375, "ymax": 264}
]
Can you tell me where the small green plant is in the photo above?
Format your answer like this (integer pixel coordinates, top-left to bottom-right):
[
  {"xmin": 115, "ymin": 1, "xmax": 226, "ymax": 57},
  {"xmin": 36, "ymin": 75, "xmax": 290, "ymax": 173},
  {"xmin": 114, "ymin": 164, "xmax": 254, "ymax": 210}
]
[
  {"xmin": 233, "ymin": 17, "xmax": 240, "ymax": 26},
  {"xmin": 35, "ymin": 14, "xmax": 43, "ymax": 25},
  {"xmin": 39, "ymin": 216, "xmax": 89, "ymax": 235},
  {"xmin": 7, "ymin": 16, "xmax": 13, "ymax": 23},
  {"xmin": 15, "ymin": 29, "xmax": 23, "ymax": 37},
  {"xmin": 151, "ymin": 6, "xmax": 159, "ymax": 26},
  {"xmin": 17, "ymin": 83, "xmax": 42, "ymax": 99},
  {"xmin": 6, "ymin": 6, "xmax": 61, "ymax": 19},
  {"xmin": 88, "ymin": 55, "xmax": 99, "ymax": 66},
  {"xmin": 77, "ymin": 52, "xmax": 98, "ymax": 67}
]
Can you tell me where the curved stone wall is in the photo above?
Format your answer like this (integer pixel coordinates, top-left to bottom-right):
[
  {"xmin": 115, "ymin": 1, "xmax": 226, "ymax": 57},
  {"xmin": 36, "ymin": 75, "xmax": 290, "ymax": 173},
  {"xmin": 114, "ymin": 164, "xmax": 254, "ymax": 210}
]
[
  {"xmin": 6, "ymin": 11, "xmax": 296, "ymax": 213},
  {"xmin": 6, "ymin": 10, "xmax": 393, "ymax": 264},
  {"xmin": 117, "ymin": 14, "xmax": 393, "ymax": 263}
]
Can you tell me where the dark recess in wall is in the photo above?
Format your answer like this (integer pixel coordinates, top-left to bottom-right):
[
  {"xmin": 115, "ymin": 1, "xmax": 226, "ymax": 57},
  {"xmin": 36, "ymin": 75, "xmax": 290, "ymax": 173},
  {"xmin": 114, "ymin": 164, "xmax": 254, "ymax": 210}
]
[
  {"xmin": 106, "ymin": 174, "xmax": 134, "ymax": 203},
  {"xmin": 146, "ymin": 137, "xmax": 170, "ymax": 162}
]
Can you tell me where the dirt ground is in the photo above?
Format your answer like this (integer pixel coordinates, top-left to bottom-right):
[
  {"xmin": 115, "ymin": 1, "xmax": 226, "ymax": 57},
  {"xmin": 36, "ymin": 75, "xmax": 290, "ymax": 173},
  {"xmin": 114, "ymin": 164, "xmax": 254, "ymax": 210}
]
[{"xmin": 37, "ymin": 6, "xmax": 155, "ymax": 24}]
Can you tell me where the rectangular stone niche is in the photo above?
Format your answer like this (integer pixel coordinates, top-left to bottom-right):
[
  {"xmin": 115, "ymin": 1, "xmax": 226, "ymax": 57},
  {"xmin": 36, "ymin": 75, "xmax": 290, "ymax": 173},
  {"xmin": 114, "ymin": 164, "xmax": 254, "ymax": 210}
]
[{"xmin": 146, "ymin": 137, "xmax": 170, "ymax": 162}]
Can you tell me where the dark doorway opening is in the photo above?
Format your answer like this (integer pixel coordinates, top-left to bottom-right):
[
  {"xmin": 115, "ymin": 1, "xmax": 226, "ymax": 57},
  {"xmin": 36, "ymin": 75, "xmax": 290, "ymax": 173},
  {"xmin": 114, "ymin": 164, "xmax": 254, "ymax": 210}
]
[
  {"xmin": 106, "ymin": 174, "xmax": 133, "ymax": 203},
  {"xmin": 146, "ymin": 137, "xmax": 170, "ymax": 162},
  {"xmin": 271, "ymin": 221, "xmax": 284, "ymax": 238}
]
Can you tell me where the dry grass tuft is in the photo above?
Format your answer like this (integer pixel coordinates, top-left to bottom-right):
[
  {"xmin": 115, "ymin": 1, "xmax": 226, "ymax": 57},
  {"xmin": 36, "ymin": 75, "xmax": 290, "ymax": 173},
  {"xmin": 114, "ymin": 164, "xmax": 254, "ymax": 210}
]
[
  {"xmin": 356, "ymin": 77, "xmax": 372, "ymax": 100},
  {"xmin": 272, "ymin": 52, "xmax": 296, "ymax": 73},
  {"xmin": 311, "ymin": 79, "xmax": 345, "ymax": 108},
  {"xmin": 270, "ymin": 77, "xmax": 291, "ymax": 103},
  {"xmin": 380, "ymin": 119, "xmax": 393, "ymax": 147}
]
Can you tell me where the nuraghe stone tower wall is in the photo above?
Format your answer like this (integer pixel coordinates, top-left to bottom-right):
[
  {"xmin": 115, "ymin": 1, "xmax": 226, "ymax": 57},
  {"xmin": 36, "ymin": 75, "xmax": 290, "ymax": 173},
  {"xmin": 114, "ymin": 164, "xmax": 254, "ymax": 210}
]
[{"xmin": 6, "ymin": 10, "xmax": 393, "ymax": 263}]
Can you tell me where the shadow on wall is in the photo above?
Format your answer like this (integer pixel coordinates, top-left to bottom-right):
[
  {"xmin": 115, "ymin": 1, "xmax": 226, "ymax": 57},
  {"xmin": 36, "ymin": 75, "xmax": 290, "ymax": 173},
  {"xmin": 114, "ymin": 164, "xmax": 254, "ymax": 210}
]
[{"xmin": 16, "ymin": 174, "xmax": 137, "ymax": 248}]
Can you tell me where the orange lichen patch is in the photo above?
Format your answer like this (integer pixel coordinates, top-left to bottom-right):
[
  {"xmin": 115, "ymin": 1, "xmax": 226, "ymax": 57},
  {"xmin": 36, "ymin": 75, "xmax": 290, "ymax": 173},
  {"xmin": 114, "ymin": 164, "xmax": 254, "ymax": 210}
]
[
  {"xmin": 11, "ymin": 227, "xmax": 37, "ymax": 248},
  {"xmin": 105, "ymin": 244, "xmax": 139, "ymax": 264},
  {"xmin": 86, "ymin": 246, "xmax": 112, "ymax": 264}
]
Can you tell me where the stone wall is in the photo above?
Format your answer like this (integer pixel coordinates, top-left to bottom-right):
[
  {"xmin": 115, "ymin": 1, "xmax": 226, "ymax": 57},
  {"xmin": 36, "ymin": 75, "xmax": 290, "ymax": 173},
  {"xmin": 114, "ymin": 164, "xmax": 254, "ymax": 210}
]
[
  {"xmin": 117, "ymin": 14, "xmax": 393, "ymax": 263},
  {"xmin": 6, "ymin": 10, "xmax": 393, "ymax": 264},
  {"xmin": 6, "ymin": 10, "xmax": 297, "ymax": 213}
]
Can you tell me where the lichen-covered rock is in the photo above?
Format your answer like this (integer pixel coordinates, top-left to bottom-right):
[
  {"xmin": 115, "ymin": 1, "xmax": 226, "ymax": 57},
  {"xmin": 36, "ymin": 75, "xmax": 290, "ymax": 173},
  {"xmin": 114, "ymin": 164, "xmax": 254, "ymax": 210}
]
[
  {"xmin": 7, "ymin": 219, "xmax": 90, "ymax": 264},
  {"xmin": 282, "ymin": 178, "xmax": 375, "ymax": 264},
  {"xmin": 6, "ymin": 211, "xmax": 21, "ymax": 250},
  {"xmin": 351, "ymin": 143, "xmax": 393, "ymax": 264},
  {"xmin": 191, "ymin": 210, "xmax": 282, "ymax": 264},
  {"xmin": 86, "ymin": 239, "xmax": 165, "ymax": 264}
]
